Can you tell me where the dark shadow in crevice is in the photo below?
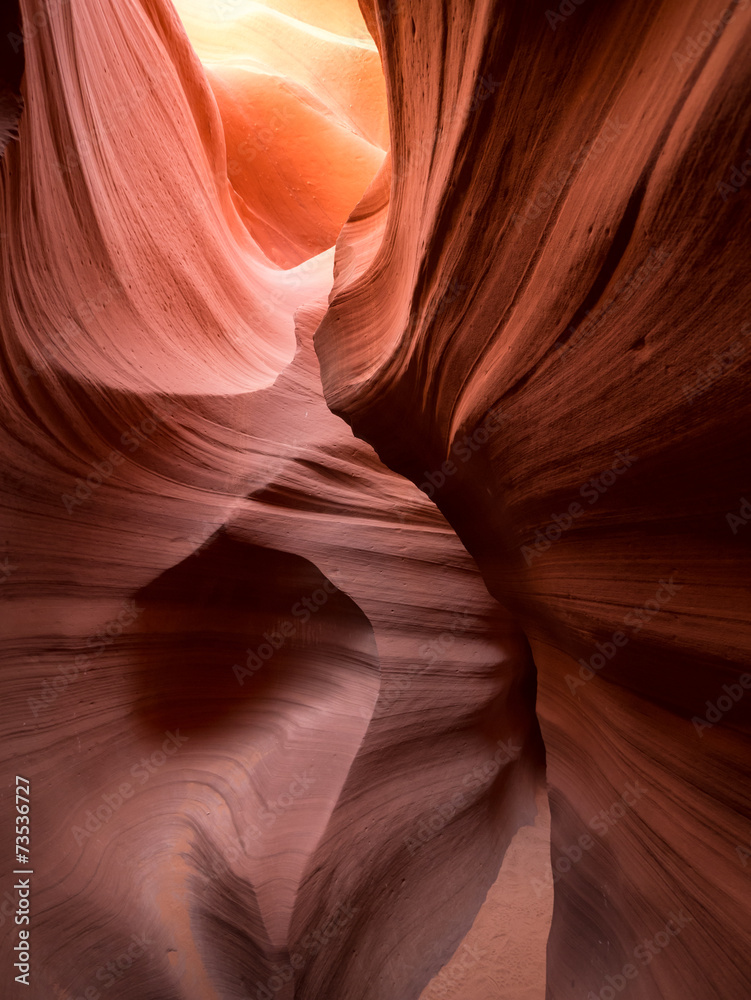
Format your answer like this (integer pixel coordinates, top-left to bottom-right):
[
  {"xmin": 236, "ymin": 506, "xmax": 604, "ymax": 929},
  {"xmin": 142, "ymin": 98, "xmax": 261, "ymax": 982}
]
[
  {"xmin": 131, "ymin": 531, "xmax": 380, "ymax": 739},
  {"xmin": 0, "ymin": 0, "xmax": 23, "ymax": 158}
]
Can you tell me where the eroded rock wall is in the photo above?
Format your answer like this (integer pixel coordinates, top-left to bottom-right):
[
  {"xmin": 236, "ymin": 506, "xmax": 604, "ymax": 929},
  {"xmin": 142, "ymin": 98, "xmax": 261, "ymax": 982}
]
[
  {"xmin": 316, "ymin": 1, "xmax": 751, "ymax": 997},
  {"xmin": 0, "ymin": 1, "xmax": 543, "ymax": 997}
]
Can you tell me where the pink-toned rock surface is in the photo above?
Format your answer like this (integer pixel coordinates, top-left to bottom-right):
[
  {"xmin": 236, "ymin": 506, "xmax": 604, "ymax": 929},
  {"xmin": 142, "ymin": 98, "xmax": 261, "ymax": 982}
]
[
  {"xmin": 2, "ymin": 0, "xmax": 750, "ymax": 997},
  {"xmin": 0, "ymin": 6, "xmax": 543, "ymax": 997},
  {"xmin": 0, "ymin": 280, "xmax": 543, "ymax": 996}
]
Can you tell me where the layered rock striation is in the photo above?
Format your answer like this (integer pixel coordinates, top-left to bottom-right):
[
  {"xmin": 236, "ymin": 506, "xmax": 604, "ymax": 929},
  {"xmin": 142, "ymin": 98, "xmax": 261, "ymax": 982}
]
[
  {"xmin": 1, "ymin": 0, "xmax": 750, "ymax": 997},
  {"xmin": 1, "ymin": 2, "xmax": 542, "ymax": 997},
  {"xmin": 317, "ymin": 1, "xmax": 751, "ymax": 997}
]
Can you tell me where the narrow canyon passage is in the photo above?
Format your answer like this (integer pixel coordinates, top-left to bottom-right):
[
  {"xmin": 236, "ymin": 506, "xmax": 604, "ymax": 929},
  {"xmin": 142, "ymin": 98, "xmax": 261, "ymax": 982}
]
[{"xmin": 1, "ymin": 1, "xmax": 749, "ymax": 999}]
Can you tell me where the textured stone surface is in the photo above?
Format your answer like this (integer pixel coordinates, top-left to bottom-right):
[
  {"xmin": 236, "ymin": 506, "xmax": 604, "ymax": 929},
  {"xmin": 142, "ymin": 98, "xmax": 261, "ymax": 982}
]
[
  {"xmin": 2, "ymin": 0, "xmax": 750, "ymax": 997},
  {"xmin": 0, "ymin": 6, "xmax": 541, "ymax": 994},
  {"xmin": 418, "ymin": 787, "xmax": 552, "ymax": 1000},
  {"xmin": 316, "ymin": 1, "xmax": 751, "ymax": 997}
]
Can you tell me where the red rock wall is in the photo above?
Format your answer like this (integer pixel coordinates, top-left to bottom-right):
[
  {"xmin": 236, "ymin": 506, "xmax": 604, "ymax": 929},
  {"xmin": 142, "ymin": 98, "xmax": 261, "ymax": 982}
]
[
  {"xmin": 2, "ymin": 0, "xmax": 750, "ymax": 997},
  {"xmin": 0, "ymin": 2, "xmax": 543, "ymax": 996},
  {"xmin": 317, "ymin": 0, "xmax": 751, "ymax": 997}
]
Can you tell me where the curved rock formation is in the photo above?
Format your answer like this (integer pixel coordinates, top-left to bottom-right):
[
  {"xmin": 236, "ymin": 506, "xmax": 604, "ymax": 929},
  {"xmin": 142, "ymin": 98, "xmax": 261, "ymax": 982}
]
[
  {"xmin": 1, "ymin": 5, "xmax": 543, "ymax": 997},
  {"xmin": 1, "ymin": 0, "xmax": 750, "ymax": 997},
  {"xmin": 317, "ymin": 1, "xmax": 751, "ymax": 997},
  {"xmin": 173, "ymin": 0, "xmax": 388, "ymax": 265}
]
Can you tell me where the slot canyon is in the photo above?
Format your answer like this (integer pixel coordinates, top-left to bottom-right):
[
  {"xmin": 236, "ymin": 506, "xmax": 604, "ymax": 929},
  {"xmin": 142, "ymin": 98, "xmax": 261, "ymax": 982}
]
[{"xmin": 0, "ymin": 0, "xmax": 750, "ymax": 997}]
